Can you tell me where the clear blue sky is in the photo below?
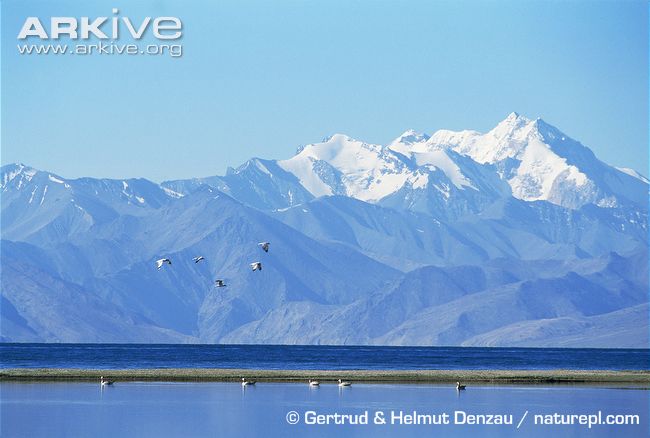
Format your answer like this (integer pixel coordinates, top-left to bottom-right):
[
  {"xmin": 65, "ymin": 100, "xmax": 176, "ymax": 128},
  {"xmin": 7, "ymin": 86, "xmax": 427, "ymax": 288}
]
[{"xmin": 2, "ymin": 0, "xmax": 648, "ymax": 181}]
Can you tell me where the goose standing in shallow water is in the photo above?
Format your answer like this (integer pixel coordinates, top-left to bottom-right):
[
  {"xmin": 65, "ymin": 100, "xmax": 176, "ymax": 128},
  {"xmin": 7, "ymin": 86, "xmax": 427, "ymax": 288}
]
[
  {"xmin": 456, "ymin": 382, "xmax": 466, "ymax": 390},
  {"xmin": 250, "ymin": 262, "xmax": 262, "ymax": 271},
  {"xmin": 100, "ymin": 376, "xmax": 114, "ymax": 386},
  {"xmin": 241, "ymin": 378, "xmax": 256, "ymax": 386},
  {"xmin": 309, "ymin": 379, "xmax": 320, "ymax": 387},
  {"xmin": 338, "ymin": 379, "xmax": 351, "ymax": 387},
  {"xmin": 156, "ymin": 258, "xmax": 172, "ymax": 270}
]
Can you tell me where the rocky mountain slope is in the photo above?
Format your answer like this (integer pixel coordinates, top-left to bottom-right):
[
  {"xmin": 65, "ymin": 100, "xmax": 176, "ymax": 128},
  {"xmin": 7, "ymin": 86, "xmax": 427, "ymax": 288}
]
[{"xmin": 2, "ymin": 113, "xmax": 647, "ymax": 346}]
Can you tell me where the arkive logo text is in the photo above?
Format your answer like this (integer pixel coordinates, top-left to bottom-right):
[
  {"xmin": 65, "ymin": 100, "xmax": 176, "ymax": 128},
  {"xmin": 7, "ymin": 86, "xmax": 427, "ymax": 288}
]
[{"xmin": 16, "ymin": 8, "xmax": 183, "ymax": 58}]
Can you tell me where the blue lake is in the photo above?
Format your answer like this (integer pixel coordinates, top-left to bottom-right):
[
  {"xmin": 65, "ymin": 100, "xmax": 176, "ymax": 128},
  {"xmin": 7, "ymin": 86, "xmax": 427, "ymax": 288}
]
[
  {"xmin": 1, "ymin": 382, "xmax": 647, "ymax": 437},
  {"xmin": 2, "ymin": 343, "xmax": 649, "ymax": 370},
  {"xmin": 3, "ymin": 344, "xmax": 648, "ymax": 437}
]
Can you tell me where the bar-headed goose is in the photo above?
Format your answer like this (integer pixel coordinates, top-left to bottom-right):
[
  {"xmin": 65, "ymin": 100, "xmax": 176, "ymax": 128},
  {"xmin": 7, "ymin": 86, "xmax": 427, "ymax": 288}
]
[
  {"xmin": 241, "ymin": 377, "xmax": 256, "ymax": 386},
  {"xmin": 156, "ymin": 258, "xmax": 172, "ymax": 270}
]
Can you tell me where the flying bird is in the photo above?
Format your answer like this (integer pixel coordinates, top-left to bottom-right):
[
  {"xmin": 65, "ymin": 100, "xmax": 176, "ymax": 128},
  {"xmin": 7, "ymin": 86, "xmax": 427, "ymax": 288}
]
[
  {"xmin": 250, "ymin": 262, "xmax": 262, "ymax": 271},
  {"xmin": 258, "ymin": 242, "xmax": 270, "ymax": 253},
  {"xmin": 193, "ymin": 256, "xmax": 205, "ymax": 263},
  {"xmin": 156, "ymin": 258, "xmax": 172, "ymax": 270},
  {"xmin": 214, "ymin": 279, "xmax": 227, "ymax": 288}
]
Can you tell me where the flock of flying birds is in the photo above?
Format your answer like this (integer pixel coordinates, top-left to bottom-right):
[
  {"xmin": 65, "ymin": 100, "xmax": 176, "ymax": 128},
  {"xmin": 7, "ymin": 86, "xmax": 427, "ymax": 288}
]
[
  {"xmin": 144, "ymin": 241, "xmax": 471, "ymax": 391},
  {"xmin": 154, "ymin": 241, "xmax": 271, "ymax": 288}
]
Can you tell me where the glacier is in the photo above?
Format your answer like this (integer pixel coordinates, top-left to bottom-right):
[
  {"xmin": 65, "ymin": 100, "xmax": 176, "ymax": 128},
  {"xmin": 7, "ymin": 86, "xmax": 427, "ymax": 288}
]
[{"xmin": 1, "ymin": 113, "xmax": 647, "ymax": 346}]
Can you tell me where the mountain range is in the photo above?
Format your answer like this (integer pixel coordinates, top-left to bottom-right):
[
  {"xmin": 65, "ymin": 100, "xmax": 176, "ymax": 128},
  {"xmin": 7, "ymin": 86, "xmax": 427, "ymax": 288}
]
[{"xmin": 1, "ymin": 113, "xmax": 648, "ymax": 347}]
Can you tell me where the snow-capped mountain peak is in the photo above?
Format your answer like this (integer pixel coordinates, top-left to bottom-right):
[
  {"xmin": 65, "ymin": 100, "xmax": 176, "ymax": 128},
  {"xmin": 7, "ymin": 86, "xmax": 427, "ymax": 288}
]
[
  {"xmin": 276, "ymin": 129, "xmax": 492, "ymax": 205},
  {"xmin": 445, "ymin": 112, "xmax": 538, "ymax": 164},
  {"xmin": 404, "ymin": 113, "xmax": 646, "ymax": 209},
  {"xmin": 2, "ymin": 163, "xmax": 40, "ymax": 190},
  {"xmin": 279, "ymin": 134, "xmax": 412, "ymax": 201},
  {"xmin": 298, "ymin": 133, "xmax": 369, "ymax": 162},
  {"xmin": 388, "ymin": 129, "xmax": 430, "ymax": 155},
  {"xmin": 445, "ymin": 113, "xmax": 579, "ymax": 166},
  {"xmin": 494, "ymin": 111, "xmax": 529, "ymax": 132},
  {"xmin": 387, "ymin": 135, "xmax": 479, "ymax": 191},
  {"xmin": 273, "ymin": 113, "xmax": 647, "ymax": 210},
  {"xmin": 397, "ymin": 129, "xmax": 430, "ymax": 143},
  {"xmin": 427, "ymin": 129, "xmax": 480, "ymax": 151}
]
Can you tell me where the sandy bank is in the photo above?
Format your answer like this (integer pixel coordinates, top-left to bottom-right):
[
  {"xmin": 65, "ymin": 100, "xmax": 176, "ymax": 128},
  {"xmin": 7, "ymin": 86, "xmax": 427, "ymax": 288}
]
[{"xmin": 1, "ymin": 368, "xmax": 649, "ymax": 384}]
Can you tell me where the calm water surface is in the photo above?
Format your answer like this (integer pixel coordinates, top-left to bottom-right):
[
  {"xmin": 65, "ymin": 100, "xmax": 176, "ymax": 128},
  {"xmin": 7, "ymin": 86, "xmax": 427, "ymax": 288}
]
[
  {"xmin": 2, "ymin": 344, "xmax": 648, "ymax": 370},
  {"xmin": 1, "ymin": 382, "xmax": 647, "ymax": 438}
]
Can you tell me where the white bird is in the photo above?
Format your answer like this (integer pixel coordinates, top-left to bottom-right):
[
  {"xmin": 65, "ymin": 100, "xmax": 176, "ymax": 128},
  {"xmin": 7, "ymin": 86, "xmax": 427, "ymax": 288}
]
[
  {"xmin": 456, "ymin": 382, "xmax": 466, "ymax": 390},
  {"xmin": 241, "ymin": 377, "xmax": 256, "ymax": 386},
  {"xmin": 193, "ymin": 256, "xmax": 205, "ymax": 263},
  {"xmin": 156, "ymin": 258, "xmax": 172, "ymax": 270},
  {"xmin": 309, "ymin": 379, "xmax": 320, "ymax": 387},
  {"xmin": 338, "ymin": 379, "xmax": 351, "ymax": 387},
  {"xmin": 100, "ymin": 376, "xmax": 114, "ymax": 386},
  {"xmin": 258, "ymin": 242, "xmax": 270, "ymax": 253},
  {"xmin": 250, "ymin": 262, "xmax": 262, "ymax": 271},
  {"xmin": 214, "ymin": 279, "xmax": 226, "ymax": 288}
]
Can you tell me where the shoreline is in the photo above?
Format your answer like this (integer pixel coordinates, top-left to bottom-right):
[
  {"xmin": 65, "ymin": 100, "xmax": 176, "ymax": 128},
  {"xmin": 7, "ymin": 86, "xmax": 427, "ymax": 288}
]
[{"xmin": 1, "ymin": 368, "xmax": 649, "ymax": 384}]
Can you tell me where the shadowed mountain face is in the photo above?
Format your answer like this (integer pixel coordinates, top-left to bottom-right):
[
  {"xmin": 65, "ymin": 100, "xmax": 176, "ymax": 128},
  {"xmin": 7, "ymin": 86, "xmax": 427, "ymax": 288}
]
[{"xmin": 1, "ymin": 114, "xmax": 648, "ymax": 346}]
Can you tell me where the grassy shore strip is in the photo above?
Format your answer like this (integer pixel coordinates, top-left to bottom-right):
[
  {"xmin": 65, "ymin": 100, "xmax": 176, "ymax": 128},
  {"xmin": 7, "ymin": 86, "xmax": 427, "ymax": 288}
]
[{"xmin": 1, "ymin": 369, "xmax": 649, "ymax": 384}]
